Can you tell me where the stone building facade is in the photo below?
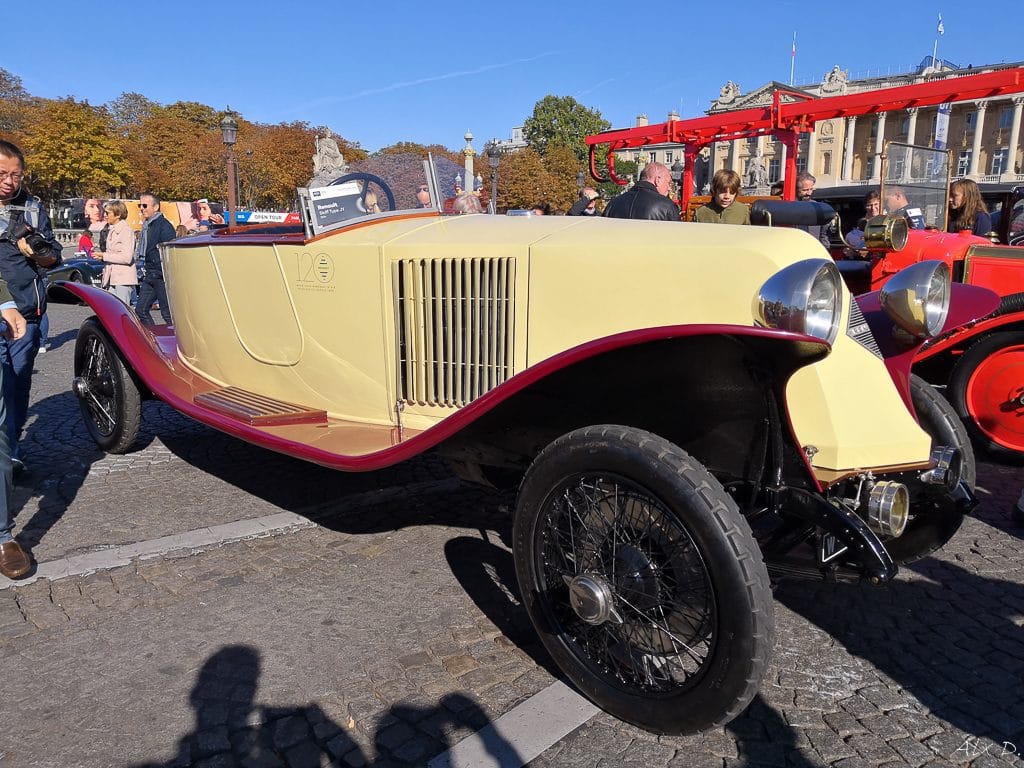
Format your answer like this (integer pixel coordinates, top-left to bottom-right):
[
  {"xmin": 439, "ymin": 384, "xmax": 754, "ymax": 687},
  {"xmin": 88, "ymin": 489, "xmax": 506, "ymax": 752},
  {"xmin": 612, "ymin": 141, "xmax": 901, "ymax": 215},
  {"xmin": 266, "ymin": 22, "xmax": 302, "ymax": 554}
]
[{"xmin": 616, "ymin": 59, "xmax": 1024, "ymax": 192}]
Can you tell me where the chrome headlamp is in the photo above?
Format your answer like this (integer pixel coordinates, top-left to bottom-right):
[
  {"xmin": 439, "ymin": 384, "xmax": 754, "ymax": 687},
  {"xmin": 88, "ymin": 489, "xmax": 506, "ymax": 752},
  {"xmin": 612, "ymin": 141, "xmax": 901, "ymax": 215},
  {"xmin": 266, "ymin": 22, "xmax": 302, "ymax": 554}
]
[
  {"xmin": 753, "ymin": 259, "xmax": 843, "ymax": 345},
  {"xmin": 879, "ymin": 261, "xmax": 951, "ymax": 338}
]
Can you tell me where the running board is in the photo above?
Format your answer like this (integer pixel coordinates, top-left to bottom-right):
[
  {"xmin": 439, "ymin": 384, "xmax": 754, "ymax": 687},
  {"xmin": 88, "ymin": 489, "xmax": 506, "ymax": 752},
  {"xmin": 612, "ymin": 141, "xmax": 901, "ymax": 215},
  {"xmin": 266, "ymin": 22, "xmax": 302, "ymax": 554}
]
[{"xmin": 193, "ymin": 387, "xmax": 327, "ymax": 427}]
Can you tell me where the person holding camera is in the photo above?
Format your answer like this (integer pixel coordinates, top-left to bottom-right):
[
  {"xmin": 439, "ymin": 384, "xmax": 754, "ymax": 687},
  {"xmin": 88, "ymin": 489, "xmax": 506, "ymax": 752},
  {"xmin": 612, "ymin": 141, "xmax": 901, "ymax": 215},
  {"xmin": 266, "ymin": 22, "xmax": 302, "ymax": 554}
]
[{"xmin": 0, "ymin": 140, "xmax": 60, "ymax": 476}]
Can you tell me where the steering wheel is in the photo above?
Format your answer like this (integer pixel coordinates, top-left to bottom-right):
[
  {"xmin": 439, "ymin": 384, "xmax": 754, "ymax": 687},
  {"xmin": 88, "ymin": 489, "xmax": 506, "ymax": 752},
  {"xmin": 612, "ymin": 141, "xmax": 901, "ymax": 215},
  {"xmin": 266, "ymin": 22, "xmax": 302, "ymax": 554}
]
[{"xmin": 328, "ymin": 172, "xmax": 396, "ymax": 212}]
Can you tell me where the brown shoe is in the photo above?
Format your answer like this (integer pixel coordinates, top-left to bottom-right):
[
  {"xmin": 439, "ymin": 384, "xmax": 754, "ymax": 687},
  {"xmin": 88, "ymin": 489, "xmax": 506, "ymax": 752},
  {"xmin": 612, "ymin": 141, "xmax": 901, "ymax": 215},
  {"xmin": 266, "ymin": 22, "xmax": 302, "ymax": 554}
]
[{"xmin": 0, "ymin": 541, "xmax": 31, "ymax": 580}]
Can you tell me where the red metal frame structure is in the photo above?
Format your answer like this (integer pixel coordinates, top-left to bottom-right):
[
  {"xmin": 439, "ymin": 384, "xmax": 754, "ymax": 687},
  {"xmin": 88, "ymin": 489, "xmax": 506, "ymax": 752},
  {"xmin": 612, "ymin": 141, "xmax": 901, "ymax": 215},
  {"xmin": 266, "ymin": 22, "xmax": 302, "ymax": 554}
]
[{"xmin": 587, "ymin": 67, "xmax": 1024, "ymax": 212}]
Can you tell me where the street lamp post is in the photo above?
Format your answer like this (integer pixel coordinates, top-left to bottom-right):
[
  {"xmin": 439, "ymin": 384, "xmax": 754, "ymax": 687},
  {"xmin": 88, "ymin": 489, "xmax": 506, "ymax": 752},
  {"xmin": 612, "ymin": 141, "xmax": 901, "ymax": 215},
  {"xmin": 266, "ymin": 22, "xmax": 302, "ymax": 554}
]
[
  {"xmin": 488, "ymin": 146, "xmax": 500, "ymax": 214},
  {"xmin": 220, "ymin": 111, "xmax": 239, "ymax": 227}
]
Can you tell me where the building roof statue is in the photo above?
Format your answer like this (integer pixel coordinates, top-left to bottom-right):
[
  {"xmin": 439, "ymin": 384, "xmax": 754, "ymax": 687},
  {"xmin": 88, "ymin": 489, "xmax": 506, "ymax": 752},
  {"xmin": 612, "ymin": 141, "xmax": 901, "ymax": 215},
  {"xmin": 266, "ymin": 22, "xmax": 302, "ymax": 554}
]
[
  {"xmin": 714, "ymin": 81, "xmax": 741, "ymax": 109},
  {"xmin": 820, "ymin": 66, "xmax": 849, "ymax": 95}
]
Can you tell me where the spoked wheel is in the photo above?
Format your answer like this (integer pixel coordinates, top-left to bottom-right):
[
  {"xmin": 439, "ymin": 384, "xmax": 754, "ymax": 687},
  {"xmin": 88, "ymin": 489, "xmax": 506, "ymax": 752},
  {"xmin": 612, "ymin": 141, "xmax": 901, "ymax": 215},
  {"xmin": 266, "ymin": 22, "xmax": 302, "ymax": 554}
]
[
  {"xmin": 73, "ymin": 317, "xmax": 142, "ymax": 453},
  {"xmin": 948, "ymin": 332, "xmax": 1024, "ymax": 462},
  {"xmin": 513, "ymin": 425, "xmax": 773, "ymax": 735}
]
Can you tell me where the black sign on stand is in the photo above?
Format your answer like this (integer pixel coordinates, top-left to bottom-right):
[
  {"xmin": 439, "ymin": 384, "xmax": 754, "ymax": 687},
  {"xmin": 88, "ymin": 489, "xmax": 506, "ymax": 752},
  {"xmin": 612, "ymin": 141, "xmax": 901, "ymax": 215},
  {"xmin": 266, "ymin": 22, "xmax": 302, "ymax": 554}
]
[{"xmin": 303, "ymin": 182, "xmax": 364, "ymax": 234}]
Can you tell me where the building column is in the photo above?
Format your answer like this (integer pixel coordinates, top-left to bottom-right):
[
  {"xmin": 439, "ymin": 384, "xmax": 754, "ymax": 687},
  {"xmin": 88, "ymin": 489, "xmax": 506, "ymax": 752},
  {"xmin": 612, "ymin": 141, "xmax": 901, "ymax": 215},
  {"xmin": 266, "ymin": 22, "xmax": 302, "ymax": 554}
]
[
  {"xmin": 1008, "ymin": 97, "xmax": 1024, "ymax": 175},
  {"xmin": 842, "ymin": 116, "xmax": 857, "ymax": 180},
  {"xmin": 906, "ymin": 108, "xmax": 919, "ymax": 146},
  {"xmin": 730, "ymin": 139, "xmax": 741, "ymax": 173},
  {"xmin": 871, "ymin": 113, "xmax": 887, "ymax": 182},
  {"xmin": 968, "ymin": 101, "xmax": 987, "ymax": 178},
  {"xmin": 805, "ymin": 126, "xmax": 818, "ymax": 176}
]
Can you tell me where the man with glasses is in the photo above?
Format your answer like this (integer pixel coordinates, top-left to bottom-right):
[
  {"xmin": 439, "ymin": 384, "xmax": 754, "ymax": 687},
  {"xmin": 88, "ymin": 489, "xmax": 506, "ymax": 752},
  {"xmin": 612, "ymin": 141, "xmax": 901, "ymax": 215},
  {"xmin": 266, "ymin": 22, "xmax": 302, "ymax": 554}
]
[
  {"xmin": 0, "ymin": 140, "xmax": 60, "ymax": 478},
  {"xmin": 134, "ymin": 192, "xmax": 175, "ymax": 325},
  {"xmin": 795, "ymin": 171, "xmax": 833, "ymax": 248}
]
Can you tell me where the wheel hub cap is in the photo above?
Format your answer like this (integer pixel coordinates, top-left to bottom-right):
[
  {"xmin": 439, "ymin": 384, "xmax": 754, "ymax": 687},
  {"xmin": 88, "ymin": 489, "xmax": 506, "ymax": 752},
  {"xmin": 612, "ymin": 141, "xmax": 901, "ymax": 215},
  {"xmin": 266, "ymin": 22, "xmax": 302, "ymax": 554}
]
[{"xmin": 567, "ymin": 574, "xmax": 616, "ymax": 625}]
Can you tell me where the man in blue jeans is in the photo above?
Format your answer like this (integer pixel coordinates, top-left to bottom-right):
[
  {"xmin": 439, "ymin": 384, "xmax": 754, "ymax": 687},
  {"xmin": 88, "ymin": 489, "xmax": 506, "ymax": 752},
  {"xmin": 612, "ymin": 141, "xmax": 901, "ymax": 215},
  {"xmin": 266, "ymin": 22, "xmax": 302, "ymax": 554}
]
[
  {"xmin": 0, "ymin": 140, "xmax": 60, "ymax": 476},
  {"xmin": 0, "ymin": 284, "xmax": 30, "ymax": 579}
]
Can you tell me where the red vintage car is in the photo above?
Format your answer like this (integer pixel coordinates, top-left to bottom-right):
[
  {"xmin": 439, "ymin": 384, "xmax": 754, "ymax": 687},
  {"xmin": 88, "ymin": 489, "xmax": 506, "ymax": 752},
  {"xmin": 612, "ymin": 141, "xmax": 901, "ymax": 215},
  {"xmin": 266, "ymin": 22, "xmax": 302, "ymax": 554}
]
[{"xmin": 827, "ymin": 146, "xmax": 1024, "ymax": 461}]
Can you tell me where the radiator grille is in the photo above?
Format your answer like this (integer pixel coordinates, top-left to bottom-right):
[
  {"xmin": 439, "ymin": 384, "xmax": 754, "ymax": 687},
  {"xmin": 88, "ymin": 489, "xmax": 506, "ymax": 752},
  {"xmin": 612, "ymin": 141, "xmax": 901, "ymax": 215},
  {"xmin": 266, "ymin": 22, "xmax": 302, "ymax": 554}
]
[
  {"xmin": 393, "ymin": 258, "xmax": 515, "ymax": 406},
  {"xmin": 847, "ymin": 300, "xmax": 882, "ymax": 358}
]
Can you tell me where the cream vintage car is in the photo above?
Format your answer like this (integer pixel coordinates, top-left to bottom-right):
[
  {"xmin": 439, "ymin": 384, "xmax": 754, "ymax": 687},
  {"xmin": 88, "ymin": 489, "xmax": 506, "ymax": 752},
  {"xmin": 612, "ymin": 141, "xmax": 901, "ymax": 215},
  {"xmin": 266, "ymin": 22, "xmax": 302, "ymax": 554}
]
[{"xmin": 60, "ymin": 159, "xmax": 985, "ymax": 735}]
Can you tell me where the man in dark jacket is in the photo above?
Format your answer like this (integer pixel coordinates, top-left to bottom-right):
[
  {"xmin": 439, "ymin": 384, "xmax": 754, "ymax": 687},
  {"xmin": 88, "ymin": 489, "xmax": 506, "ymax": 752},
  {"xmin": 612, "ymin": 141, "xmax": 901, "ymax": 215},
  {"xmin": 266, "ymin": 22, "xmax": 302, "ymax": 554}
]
[
  {"xmin": 603, "ymin": 163, "xmax": 680, "ymax": 221},
  {"xmin": 134, "ymin": 192, "xmax": 176, "ymax": 325},
  {"xmin": 0, "ymin": 140, "xmax": 60, "ymax": 474}
]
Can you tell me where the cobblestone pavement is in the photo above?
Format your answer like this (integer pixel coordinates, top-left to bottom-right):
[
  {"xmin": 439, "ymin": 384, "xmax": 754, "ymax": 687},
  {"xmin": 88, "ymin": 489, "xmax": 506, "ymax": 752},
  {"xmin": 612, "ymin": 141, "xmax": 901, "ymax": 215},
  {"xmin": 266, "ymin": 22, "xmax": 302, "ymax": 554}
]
[{"xmin": 0, "ymin": 303, "xmax": 1022, "ymax": 767}]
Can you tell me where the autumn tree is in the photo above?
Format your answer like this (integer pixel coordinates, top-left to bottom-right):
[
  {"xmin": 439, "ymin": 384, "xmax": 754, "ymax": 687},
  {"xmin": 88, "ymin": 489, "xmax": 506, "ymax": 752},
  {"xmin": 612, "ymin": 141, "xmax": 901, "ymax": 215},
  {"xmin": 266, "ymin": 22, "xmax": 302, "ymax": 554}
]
[
  {"xmin": 0, "ymin": 68, "xmax": 32, "ymax": 136},
  {"xmin": 494, "ymin": 148, "xmax": 554, "ymax": 212},
  {"xmin": 21, "ymin": 98, "xmax": 128, "ymax": 199},
  {"xmin": 107, "ymin": 92, "xmax": 157, "ymax": 136},
  {"xmin": 238, "ymin": 121, "xmax": 319, "ymax": 209},
  {"xmin": 375, "ymin": 141, "xmax": 460, "ymax": 166},
  {"xmin": 523, "ymin": 95, "xmax": 610, "ymax": 166},
  {"xmin": 541, "ymin": 144, "xmax": 582, "ymax": 213}
]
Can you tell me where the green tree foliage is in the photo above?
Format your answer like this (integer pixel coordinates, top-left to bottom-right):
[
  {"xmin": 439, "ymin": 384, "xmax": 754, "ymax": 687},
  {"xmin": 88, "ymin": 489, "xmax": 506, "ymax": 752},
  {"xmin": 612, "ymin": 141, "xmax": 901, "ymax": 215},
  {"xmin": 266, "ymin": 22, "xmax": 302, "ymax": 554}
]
[
  {"xmin": 523, "ymin": 95, "xmax": 610, "ymax": 166},
  {"xmin": 596, "ymin": 157, "xmax": 637, "ymax": 200},
  {"xmin": 21, "ymin": 99, "xmax": 128, "ymax": 199}
]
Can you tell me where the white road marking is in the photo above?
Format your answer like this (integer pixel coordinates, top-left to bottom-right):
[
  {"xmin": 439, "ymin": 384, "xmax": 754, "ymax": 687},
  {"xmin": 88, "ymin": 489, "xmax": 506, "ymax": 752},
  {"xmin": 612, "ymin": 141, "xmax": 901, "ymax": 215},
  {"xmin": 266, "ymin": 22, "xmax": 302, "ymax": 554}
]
[
  {"xmin": 0, "ymin": 512, "xmax": 314, "ymax": 589},
  {"xmin": 428, "ymin": 680, "xmax": 600, "ymax": 768}
]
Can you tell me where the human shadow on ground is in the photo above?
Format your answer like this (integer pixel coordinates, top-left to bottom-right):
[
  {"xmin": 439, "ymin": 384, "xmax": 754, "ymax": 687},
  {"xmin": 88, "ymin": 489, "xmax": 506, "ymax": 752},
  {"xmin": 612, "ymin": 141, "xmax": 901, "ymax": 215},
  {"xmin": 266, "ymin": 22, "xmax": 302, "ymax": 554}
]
[
  {"xmin": 133, "ymin": 644, "xmax": 521, "ymax": 768},
  {"xmin": 774, "ymin": 556, "xmax": 1024, "ymax": 759}
]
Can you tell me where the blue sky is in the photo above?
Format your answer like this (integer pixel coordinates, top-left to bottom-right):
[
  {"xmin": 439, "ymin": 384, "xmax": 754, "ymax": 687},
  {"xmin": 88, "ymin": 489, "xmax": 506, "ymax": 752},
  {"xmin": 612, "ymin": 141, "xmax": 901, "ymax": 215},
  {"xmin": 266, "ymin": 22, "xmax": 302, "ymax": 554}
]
[{"xmin": 4, "ymin": 2, "xmax": 1020, "ymax": 153}]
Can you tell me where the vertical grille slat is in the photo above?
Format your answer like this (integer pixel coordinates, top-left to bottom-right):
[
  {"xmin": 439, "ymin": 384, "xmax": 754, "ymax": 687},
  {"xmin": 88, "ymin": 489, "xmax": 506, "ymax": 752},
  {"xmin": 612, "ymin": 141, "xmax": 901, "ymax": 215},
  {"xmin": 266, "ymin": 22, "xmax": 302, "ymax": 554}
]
[{"xmin": 394, "ymin": 257, "xmax": 515, "ymax": 407}]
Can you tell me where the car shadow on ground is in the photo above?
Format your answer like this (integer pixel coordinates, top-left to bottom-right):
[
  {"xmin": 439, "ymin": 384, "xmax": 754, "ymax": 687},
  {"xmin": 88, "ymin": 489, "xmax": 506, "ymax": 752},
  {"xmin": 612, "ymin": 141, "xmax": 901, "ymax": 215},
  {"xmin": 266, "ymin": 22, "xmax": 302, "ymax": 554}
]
[
  {"xmin": 130, "ymin": 644, "xmax": 522, "ymax": 767},
  {"xmin": 774, "ymin": 556, "xmax": 1024, "ymax": 760}
]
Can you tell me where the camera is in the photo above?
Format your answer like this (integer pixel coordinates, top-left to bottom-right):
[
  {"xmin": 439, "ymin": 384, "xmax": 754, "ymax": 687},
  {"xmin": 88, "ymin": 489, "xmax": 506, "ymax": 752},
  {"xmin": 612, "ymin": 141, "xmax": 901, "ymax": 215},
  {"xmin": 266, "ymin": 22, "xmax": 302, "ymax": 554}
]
[{"xmin": 4, "ymin": 220, "xmax": 55, "ymax": 260}]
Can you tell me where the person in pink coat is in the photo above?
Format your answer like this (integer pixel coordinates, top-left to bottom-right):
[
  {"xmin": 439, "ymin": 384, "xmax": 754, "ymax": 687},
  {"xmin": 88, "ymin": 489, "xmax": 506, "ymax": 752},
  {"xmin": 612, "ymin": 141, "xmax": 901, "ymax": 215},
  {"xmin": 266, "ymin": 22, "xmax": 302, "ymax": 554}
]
[{"xmin": 90, "ymin": 200, "xmax": 137, "ymax": 305}]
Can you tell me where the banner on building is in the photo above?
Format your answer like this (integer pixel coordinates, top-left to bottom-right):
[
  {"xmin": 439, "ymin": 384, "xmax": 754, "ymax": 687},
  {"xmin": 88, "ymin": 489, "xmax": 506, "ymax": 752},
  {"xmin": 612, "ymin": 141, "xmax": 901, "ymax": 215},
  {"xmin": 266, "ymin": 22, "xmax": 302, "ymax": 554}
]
[{"xmin": 934, "ymin": 103, "xmax": 952, "ymax": 150}]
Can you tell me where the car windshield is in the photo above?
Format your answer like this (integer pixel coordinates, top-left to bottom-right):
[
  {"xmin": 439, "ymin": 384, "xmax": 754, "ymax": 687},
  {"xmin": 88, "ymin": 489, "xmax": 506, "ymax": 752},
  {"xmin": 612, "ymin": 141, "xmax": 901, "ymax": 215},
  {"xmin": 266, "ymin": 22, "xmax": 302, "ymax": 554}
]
[
  {"xmin": 299, "ymin": 153, "xmax": 468, "ymax": 236},
  {"xmin": 880, "ymin": 142, "xmax": 950, "ymax": 229}
]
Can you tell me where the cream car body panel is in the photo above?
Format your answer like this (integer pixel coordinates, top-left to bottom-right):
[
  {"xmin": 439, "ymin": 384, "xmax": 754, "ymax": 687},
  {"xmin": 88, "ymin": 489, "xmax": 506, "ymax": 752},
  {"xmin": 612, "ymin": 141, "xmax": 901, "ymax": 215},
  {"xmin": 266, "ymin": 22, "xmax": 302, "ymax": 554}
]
[{"xmin": 163, "ymin": 214, "xmax": 930, "ymax": 474}]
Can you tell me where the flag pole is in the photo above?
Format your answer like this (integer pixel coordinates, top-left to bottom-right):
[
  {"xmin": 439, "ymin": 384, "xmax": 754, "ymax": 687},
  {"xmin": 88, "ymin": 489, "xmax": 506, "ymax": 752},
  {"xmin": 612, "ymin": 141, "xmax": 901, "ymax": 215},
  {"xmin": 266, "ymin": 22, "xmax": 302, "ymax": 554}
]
[{"xmin": 789, "ymin": 32, "xmax": 796, "ymax": 86}]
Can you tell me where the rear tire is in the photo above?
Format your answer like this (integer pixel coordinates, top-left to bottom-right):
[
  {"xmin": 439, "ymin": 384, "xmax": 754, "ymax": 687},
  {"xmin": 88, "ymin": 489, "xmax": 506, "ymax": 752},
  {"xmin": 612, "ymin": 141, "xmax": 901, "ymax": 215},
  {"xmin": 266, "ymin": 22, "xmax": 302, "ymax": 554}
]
[
  {"xmin": 74, "ymin": 318, "xmax": 142, "ymax": 453},
  {"xmin": 513, "ymin": 425, "xmax": 773, "ymax": 735}
]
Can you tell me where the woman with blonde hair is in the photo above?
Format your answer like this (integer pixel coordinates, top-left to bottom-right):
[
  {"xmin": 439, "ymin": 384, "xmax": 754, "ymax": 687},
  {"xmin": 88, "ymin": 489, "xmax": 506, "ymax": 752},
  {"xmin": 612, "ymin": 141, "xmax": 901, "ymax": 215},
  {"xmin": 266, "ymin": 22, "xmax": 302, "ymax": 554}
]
[
  {"xmin": 948, "ymin": 179, "xmax": 991, "ymax": 236},
  {"xmin": 91, "ymin": 200, "xmax": 138, "ymax": 305}
]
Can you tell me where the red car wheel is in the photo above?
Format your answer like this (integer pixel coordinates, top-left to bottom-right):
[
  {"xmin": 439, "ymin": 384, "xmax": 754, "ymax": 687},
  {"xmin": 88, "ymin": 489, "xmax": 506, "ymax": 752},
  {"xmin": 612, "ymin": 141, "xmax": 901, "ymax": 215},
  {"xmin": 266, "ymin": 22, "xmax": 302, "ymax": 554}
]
[{"xmin": 949, "ymin": 332, "xmax": 1024, "ymax": 460}]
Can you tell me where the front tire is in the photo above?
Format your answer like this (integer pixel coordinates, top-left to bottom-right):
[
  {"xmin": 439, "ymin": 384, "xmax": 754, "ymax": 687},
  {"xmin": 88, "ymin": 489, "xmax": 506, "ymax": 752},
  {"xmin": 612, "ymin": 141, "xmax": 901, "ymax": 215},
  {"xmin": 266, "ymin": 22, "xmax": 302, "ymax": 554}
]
[
  {"xmin": 513, "ymin": 425, "xmax": 773, "ymax": 735},
  {"xmin": 884, "ymin": 375, "xmax": 971, "ymax": 564},
  {"xmin": 73, "ymin": 318, "xmax": 142, "ymax": 453}
]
